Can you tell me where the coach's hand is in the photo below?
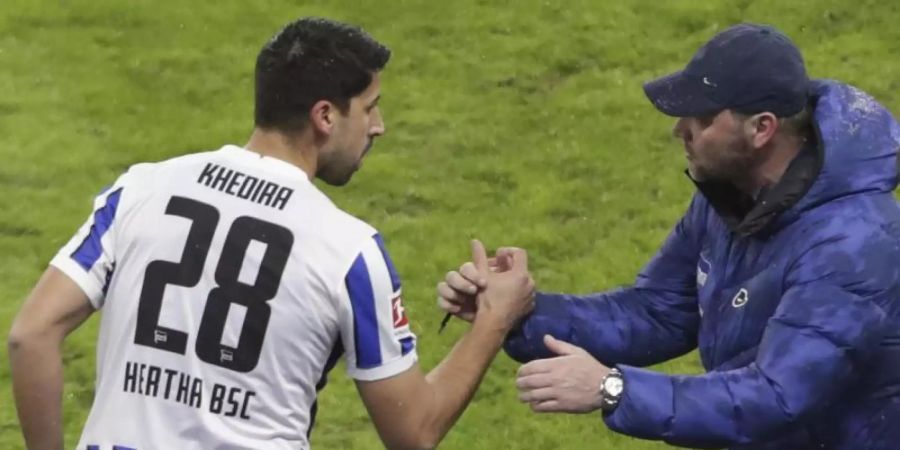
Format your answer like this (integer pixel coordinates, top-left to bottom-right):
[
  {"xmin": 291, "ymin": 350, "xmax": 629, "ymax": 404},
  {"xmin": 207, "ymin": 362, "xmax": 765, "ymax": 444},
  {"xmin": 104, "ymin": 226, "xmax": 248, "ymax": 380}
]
[
  {"xmin": 436, "ymin": 246, "xmax": 522, "ymax": 322},
  {"xmin": 516, "ymin": 335, "xmax": 610, "ymax": 414}
]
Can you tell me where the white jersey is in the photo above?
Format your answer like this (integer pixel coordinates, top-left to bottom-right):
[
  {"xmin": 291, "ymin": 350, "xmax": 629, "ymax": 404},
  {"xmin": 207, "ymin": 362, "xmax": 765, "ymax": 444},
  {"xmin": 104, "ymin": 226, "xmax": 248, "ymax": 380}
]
[{"xmin": 51, "ymin": 145, "xmax": 417, "ymax": 450}]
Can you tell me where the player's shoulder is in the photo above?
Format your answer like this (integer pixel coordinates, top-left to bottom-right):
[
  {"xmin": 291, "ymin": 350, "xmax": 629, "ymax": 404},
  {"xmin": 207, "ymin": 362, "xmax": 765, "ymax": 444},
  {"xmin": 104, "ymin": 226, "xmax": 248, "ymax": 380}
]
[
  {"xmin": 307, "ymin": 198, "xmax": 379, "ymax": 249},
  {"xmin": 286, "ymin": 187, "xmax": 385, "ymax": 268},
  {"xmin": 339, "ymin": 210, "xmax": 380, "ymax": 247}
]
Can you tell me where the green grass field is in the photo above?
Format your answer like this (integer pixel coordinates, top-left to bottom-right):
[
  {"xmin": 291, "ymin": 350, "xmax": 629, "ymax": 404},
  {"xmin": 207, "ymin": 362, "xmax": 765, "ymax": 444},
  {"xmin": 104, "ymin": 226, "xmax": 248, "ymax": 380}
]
[{"xmin": 1, "ymin": 0, "xmax": 898, "ymax": 448}]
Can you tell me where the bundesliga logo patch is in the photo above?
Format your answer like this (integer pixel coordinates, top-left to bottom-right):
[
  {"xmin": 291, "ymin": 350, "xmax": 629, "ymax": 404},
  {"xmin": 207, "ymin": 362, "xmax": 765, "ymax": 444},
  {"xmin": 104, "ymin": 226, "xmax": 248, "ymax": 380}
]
[{"xmin": 392, "ymin": 296, "xmax": 408, "ymax": 328}]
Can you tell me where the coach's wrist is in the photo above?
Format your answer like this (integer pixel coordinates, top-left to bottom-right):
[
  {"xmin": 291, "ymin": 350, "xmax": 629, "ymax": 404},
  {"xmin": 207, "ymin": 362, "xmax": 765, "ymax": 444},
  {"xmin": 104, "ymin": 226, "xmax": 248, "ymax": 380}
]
[{"xmin": 598, "ymin": 367, "xmax": 624, "ymax": 412}]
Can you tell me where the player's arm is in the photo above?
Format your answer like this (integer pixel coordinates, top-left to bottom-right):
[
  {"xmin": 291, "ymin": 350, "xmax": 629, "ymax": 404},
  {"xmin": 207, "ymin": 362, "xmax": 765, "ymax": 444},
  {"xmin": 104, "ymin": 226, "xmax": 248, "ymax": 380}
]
[
  {"xmin": 8, "ymin": 267, "xmax": 96, "ymax": 450},
  {"xmin": 357, "ymin": 319, "xmax": 509, "ymax": 450},
  {"xmin": 10, "ymin": 176, "xmax": 127, "ymax": 450},
  {"xmin": 351, "ymin": 240, "xmax": 533, "ymax": 450}
]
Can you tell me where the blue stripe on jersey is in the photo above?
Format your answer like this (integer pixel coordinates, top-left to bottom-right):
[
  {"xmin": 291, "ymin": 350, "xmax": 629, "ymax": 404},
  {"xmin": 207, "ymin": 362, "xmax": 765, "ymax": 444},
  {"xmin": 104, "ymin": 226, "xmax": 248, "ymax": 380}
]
[
  {"xmin": 87, "ymin": 446, "xmax": 99, "ymax": 450},
  {"xmin": 345, "ymin": 254, "xmax": 382, "ymax": 369},
  {"xmin": 308, "ymin": 338, "xmax": 345, "ymax": 439},
  {"xmin": 113, "ymin": 446, "xmax": 136, "ymax": 450},
  {"xmin": 373, "ymin": 233, "xmax": 401, "ymax": 293},
  {"xmin": 71, "ymin": 188, "xmax": 123, "ymax": 271},
  {"xmin": 400, "ymin": 336, "xmax": 415, "ymax": 356}
]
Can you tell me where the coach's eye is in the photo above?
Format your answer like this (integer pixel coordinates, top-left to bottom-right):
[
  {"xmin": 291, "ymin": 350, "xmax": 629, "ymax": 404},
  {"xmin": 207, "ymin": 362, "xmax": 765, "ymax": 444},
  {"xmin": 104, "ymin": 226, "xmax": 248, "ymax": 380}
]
[{"xmin": 697, "ymin": 115, "xmax": 715, "ymax": 128}]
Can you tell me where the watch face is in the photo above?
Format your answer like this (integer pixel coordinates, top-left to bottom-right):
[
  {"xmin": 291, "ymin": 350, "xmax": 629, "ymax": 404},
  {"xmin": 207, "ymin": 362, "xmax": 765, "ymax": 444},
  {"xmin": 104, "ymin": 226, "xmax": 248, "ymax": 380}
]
[{"xmin": 604, "ymin": 376, "xmax": 624, "ymax": 397}]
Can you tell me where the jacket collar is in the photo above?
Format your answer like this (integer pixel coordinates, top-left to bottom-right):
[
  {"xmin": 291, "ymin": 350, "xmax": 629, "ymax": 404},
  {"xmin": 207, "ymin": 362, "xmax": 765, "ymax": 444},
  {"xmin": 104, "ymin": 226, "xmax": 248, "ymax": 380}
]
[{"xmin": 690, "ymin": 136, "xmax": 823, "ymax": 237}]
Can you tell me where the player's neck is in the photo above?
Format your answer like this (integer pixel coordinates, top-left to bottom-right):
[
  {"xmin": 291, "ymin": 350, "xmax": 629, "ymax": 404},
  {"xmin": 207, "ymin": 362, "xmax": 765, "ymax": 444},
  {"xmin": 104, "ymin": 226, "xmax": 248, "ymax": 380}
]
[{"xmin": 244, "ymin": 128, "xmax": 318, "ymax": 180}]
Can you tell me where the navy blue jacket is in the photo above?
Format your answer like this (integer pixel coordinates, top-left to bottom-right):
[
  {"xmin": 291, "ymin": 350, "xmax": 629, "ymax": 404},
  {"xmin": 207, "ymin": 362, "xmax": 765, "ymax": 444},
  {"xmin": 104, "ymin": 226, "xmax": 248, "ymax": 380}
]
[{"xmin": 505, "ymin": 81, "xmax": 900, "ymax": 449}]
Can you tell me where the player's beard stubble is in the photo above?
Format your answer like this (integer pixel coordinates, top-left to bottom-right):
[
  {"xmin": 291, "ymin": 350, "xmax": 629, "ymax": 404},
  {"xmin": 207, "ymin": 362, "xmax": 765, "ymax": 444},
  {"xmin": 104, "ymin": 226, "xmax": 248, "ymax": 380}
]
[{"xmin": 316, "ymin": 139, "xmax": 373, "ymax": 186}]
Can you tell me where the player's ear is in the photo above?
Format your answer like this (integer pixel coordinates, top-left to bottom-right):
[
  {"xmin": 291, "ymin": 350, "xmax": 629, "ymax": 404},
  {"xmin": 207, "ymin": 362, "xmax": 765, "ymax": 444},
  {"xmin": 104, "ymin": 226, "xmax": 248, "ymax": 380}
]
[{"xmin": 309, "ymin": 100, "xmax": 336, "ymax": 135}]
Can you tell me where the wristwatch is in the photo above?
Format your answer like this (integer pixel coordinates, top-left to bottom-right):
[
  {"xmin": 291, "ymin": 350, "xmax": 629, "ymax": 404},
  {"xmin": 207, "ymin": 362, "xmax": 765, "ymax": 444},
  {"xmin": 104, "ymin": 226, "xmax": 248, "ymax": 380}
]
[{"xmin": 599, "ymin": 368, "xmax": 624, "ymax": 412}]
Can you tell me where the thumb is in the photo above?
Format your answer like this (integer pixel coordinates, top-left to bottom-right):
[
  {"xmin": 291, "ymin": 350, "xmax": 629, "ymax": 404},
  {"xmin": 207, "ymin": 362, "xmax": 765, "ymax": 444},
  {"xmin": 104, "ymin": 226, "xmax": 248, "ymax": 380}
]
[
  {"xmin": 543, "ymin": 335, "xmax": 584, "ymax": 356},
  {"xmin": 471, "ymin": 239, "xmax": 489, "ymax": 276}
]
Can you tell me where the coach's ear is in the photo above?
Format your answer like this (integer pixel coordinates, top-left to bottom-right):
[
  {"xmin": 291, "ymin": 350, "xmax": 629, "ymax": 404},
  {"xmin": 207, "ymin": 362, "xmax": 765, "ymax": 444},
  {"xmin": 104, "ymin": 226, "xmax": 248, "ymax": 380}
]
[
  {"xmin": 743, "ymin": 111, "xmax": 778, "ymax": 149},
  {"xmin": 309, "ymin": 100, "xmax": 337, "ymax": 136}
]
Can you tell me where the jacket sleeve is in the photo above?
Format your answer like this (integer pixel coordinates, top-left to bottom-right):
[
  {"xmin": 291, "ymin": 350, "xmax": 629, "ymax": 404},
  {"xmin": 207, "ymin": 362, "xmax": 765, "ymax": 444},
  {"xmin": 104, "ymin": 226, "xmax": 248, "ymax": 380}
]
[
  {"xmin": 504, "ymin": 194, "xmax": 706, "ymax": 367},
  {"xmin": 602, "ymin": 228, "xmax": 894, "ymax": 448}
]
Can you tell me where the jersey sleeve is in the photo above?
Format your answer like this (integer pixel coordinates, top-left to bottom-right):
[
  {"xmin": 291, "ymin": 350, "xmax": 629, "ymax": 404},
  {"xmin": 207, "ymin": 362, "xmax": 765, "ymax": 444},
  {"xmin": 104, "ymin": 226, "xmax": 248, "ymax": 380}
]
[
  {"xmin": 337, "ymin": 233, "xmax": 418, "ymax": 381},
  {"xmin": 50, "ymin": 174, "xmax": 130, "ymax": 309}
]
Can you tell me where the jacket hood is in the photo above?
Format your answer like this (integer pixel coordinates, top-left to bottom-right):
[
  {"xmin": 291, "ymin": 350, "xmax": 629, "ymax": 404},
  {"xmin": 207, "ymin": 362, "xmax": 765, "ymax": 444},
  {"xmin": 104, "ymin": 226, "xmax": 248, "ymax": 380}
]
[{"xmin": 797, "ymin": 80, "xmax": 900, "ymax": 210}]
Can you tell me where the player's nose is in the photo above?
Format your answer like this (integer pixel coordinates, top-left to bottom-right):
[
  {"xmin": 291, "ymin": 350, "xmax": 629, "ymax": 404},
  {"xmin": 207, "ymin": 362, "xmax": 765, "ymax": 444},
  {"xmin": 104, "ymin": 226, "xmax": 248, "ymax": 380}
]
[{"xmin": 370, "ymin": 109, "xmax": 385, "ymax": 136}]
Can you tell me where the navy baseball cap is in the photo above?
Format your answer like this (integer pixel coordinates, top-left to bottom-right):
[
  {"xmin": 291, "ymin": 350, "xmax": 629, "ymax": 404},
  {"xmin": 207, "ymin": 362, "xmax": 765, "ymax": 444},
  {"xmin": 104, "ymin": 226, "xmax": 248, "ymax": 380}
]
[{"xmin": 644, "ymin": 23, "xmax": 810, "ymax": 117}]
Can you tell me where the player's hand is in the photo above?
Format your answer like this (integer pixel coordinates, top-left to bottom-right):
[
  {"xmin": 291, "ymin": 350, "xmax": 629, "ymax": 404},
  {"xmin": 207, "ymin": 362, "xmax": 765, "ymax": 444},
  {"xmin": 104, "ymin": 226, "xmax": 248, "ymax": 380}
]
[
  {"xmin": 436, "ymin": 246, "xmax": 521, "ymax": 323},
  {"xmin": 516, "ymin": 335, "xmax": 610, "ymax": 414},
  {"xmin": 470, "ymin": 240, "xmax": 534, "ymax": 331}
]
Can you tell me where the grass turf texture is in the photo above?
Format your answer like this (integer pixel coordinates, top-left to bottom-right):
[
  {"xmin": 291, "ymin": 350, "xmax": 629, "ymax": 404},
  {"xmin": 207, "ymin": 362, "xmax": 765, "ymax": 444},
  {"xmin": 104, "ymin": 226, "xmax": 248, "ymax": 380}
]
[{"xmin": 1, "ymin": 0, "xmax": 897, "ymax": 448}]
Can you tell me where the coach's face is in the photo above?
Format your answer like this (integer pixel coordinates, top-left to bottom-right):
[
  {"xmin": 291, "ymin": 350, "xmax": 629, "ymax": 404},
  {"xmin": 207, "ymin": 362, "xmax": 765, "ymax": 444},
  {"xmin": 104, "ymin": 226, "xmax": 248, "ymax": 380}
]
[
  {"xmin": 317, "ymin": 73, "xmax": 385, "ymax": 186},
  {"xmin": 673, "ymin": 109, "xmax": 758, "ymax": 183}
]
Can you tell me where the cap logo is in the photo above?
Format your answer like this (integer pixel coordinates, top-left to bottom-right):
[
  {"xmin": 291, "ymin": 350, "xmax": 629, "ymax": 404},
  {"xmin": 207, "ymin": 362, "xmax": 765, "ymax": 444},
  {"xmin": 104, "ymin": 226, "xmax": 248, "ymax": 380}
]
[{"xmin": 702, "ymin": 77, "xmax": 718, "ymax": 87}]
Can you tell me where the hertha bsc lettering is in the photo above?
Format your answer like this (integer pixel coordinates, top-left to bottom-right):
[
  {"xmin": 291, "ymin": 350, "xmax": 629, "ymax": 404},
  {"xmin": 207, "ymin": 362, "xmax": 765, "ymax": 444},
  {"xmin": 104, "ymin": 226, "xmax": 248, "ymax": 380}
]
[{"xmin": 123, "ymin": 361, "xmax": 256, "ymax": 420}]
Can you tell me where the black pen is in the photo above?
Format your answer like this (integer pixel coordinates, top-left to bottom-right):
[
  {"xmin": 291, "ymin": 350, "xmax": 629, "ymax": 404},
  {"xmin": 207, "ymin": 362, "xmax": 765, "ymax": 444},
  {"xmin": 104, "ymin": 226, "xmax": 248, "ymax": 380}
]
[{"xmin": 438, "ymin": 312, "xmax": 453, "ymax": 333}]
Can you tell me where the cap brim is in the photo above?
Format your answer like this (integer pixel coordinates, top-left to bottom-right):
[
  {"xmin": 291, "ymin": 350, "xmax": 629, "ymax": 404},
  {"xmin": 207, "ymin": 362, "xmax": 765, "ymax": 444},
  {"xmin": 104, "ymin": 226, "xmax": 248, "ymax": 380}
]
[{"xmin": 643, "ymin": 71, "xmax": 723, "ymax": 117}]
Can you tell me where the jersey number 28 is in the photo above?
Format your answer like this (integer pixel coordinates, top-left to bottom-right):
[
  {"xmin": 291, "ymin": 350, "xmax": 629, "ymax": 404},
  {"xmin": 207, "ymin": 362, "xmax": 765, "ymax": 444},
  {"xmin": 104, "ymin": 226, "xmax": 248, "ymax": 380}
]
[{"xmin": 134, "ymin": 196, "xmax": 294, "ymax": 372}]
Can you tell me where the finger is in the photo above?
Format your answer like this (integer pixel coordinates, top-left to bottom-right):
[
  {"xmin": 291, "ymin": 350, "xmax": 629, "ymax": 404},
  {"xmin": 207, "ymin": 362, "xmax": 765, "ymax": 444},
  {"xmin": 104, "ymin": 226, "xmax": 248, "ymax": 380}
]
[
  {"xmin": 543, "ymin": 335, "xmax": 585, "ymax": 356},
  {"xmin": 459, "ymin": 262, "xmax": 486, "ymax": 287},
  {"xmin": 517, "ymin": 359, "xmax": 556, "ymax": 378},
  {"xmin": 437, "ymin": 280, "xmax": 472, "ymax": 304},
  {"xmin": 446, "ymin": 271, "xmax": 479, "ymax": 294},
  {"xmin": 503, "ymin": 247, "xmax": 528, "ymax": 271},
  {"xmin": 493, "ymin": 253, "xmax": 512, "ymax": 272},
  {"xmin": 471, "ymin": 239, "xmax": 489, "ymax": 275},
  {"xmin": 437, "ymin": 281, "xmax": 464, "ymax": 303},
  {"xmin": 436, "ymin": 295, "xmax": 460, "ymax": 314},
  {"xmin": 516, "ymin": 373, "xmax": 553, "ymax": 391},
  {"xmin": 494, "ymin": 247, "xmax": 520, "ymax": 271},
  {"xmin": 495, "ymin": 247, "xmax": 523, "ymax": 257},
  {"xmin": 438, "ymin": 297, "xmax": 476, "ymax": 321},
  {"xmin": 518, "ymin": 387, "xmax": 556, "ymax": 403},
  {"xmin": 530, "ymin": 399, "xmax": 562, "ymax": 413}
]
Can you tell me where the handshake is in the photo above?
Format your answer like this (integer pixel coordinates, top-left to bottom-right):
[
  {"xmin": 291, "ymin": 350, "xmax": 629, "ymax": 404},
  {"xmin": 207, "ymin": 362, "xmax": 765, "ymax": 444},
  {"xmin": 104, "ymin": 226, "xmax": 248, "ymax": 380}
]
[
  {"xmin": 436, "ymin": 239, "xmax": 536, "ymax": 333},
  {"xmin": 435, "ymin": 239, "xmax": 615, "ymax": 415}
]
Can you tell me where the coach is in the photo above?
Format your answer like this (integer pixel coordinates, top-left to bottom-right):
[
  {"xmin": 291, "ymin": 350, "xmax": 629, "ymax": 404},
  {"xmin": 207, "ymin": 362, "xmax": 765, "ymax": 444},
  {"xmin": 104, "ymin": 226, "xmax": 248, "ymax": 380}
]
[{"xmin": 438, "ymin": 24, "xmax": 900, "ymax": 449}]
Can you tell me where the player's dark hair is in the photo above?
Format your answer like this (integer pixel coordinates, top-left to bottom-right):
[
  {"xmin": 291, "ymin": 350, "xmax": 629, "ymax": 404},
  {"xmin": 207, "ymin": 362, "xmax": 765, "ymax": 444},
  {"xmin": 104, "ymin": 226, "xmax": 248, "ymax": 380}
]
[{"xmin": 254, "ymin": 17, "xmax": 390, "ymax": 133}]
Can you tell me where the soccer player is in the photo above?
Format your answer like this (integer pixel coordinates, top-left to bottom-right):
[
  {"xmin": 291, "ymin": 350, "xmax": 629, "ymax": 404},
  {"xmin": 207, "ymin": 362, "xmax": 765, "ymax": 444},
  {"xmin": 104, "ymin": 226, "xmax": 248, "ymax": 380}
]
[{"xmin": 8, "ymin": 17, "xmax": 535, "ymax": 450}]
